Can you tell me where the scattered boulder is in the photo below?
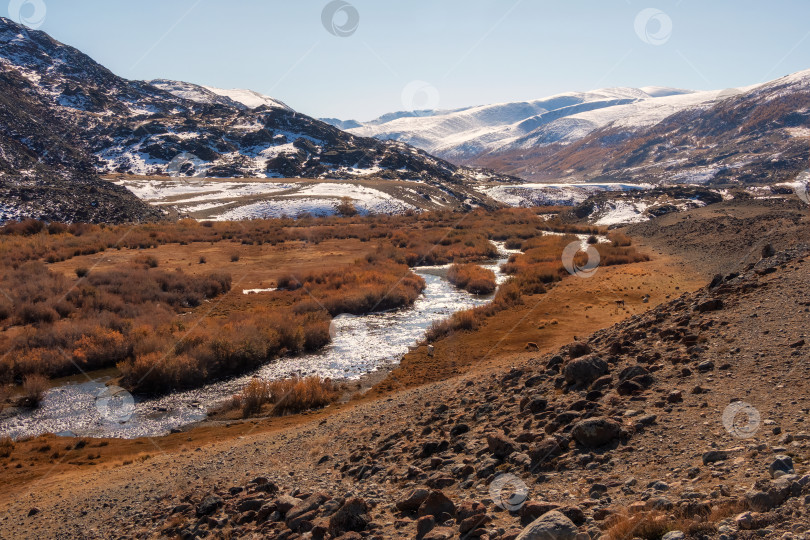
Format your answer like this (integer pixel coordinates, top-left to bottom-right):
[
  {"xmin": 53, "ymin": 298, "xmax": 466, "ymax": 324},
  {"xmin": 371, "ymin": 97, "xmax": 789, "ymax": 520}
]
[
  {"xmin": 196, "ymin": 495, "xmax": 223, "ymax": 517},
  {"xmin": 516, "ymin": 510, "xmax": 579, "ymax": 540},
  {"xmin": 416, "ymin": 515, "xmax": 435, "ymax": 538},
  {"xmin": 736, "ymin": 511, "xmax": 771, "ymax": 530},
  {"xmin": 276, "ymin": 494, "xmax": 302, "ymax": 514},
  {"xmin": 571, "ymin": 418, "xmax": 622, "ymax": 448},
  {"xmin": 396, "ymin": 488, "xmax": 430, "ymax": 513},
  {"xmin": 328, "ymin": 498, "xmax": 369, "ymax": 536},
  {"xmin": 563, "ymin": 355, "xmax": 608, "ymax": 386},
  {"xmin": 769, "ymin": 455, "xmax": 794, "ymax": 478},
  {"xmin": 696, "ymin": 299, "xmax": 723, "ymax": 313},
  {"xmin": 423, "ymin": 527, "xmax": 456, "ymax": 540},
  {"xmin": 547, "ymin": 355, "xmax": 564, "ymax": 371},
  {"xmin": 527, "ymin": 397, "xmax": 548, "ymax": 414},
  {"xmin": 417, "ymin": 490, "xmax": 456, "ymax": 519},
  {"xmin": 528, "ymin": 438, "xmax": 566, "ymax": 464},
  {"xmin": 487, "ymin": 431, "xmax": 517, "ymax": 459},
  {"xmin": 702, "ymin": 450, "xmax": 729, "ymax": 465},
  {"xmin": 568, "ymin": 342, "xmax": 591, "ymax": 359}
]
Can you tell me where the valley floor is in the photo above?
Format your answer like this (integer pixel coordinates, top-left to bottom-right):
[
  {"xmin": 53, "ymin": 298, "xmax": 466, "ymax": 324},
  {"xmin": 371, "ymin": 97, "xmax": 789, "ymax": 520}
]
[{"xmin": 0, "ymin": 199, "xmax": 808, "ymax": 540}]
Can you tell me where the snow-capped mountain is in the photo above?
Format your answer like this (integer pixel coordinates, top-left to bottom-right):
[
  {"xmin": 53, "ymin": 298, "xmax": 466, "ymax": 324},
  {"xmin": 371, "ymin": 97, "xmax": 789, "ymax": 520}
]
[
  {"xmin": 481, "ymin": 70, "xmax": 810, "ymax": 184},
  {"xmin": 0, "ymin": 17, "xmax": 518, "ymax": 222},
  {"xmin": 328, "ymin": 87, "xmax": 700, "ymax": 160},
  {"xmin": 328, "ymin": 74, "xmax": 810, "ymax": 185}
]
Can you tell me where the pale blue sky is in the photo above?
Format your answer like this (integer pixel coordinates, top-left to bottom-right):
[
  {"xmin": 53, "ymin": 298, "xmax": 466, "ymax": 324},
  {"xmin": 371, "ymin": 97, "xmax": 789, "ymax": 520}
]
[{"xmin": 9, "ymin": 0, "xmax": 810, "ymax": 120}]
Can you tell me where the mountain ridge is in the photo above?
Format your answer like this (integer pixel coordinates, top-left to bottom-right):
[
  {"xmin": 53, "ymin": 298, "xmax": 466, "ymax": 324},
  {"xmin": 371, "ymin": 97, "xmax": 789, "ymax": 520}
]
[
  {"xmin": 323, "ymin": 72, "xmax": 810, "ymax": 185},
  {"xmin": 0, "ymin": 17, "xmax": 521, "ymax": 221}
]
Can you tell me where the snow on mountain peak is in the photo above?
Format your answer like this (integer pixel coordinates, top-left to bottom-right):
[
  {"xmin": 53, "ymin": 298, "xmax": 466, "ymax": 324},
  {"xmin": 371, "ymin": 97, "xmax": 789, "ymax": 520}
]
[
  {"xmin": 148, "ymin": 79, "xmax": 290, "ymax": 110},
  {"xmin": 201, "ymin": 86, "xmax": 291, "ymax": 110}
]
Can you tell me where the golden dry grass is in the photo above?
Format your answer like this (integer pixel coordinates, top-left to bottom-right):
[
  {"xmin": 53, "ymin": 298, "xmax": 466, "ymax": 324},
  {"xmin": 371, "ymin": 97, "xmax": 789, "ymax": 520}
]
[
  {"xmin": 447, "ymin": 263, "xmax": 497, "ymax": 295},
  {"xmin": 231, "ymin": 376, "xmax": 340, "ymax": 418}
]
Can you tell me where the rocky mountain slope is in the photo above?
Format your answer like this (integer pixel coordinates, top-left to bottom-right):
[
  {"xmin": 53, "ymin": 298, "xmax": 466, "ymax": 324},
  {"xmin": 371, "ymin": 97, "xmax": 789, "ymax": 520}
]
[
  {"xmin": 0, "ymin": 16, "xmax": 517, "ymax": 222},
  {"xmin": 0, "ymin": 41, "xmax": 164, "ymax": 223},
  {"xmin": 331, "ymin": 73, "xmax": 810, "ymax": 185}
]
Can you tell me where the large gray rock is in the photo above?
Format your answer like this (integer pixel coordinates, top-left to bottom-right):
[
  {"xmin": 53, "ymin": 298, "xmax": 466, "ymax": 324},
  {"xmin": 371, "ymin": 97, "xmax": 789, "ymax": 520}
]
[
  {"xmin": 769, "ymin": 455, "xmax": 794, "ymax": 478},
  {"xmin": 516, "ymin": 510, "xmax": 579, "ymax": 540},
  {"xmin": 563, "ymin": 355, "xmax": 608, "ymax": 386},
  {"xmin": 571, "ymin": 418, "xmax": 622, "ymax": 447}
]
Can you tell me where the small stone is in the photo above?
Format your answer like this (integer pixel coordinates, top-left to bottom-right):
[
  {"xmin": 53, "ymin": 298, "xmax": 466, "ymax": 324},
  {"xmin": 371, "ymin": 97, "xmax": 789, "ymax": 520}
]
[
  {"xmin": 416, "ymin": 515, "xmax": 435, "ymax": 538},
  {"xmin": 196, "ymin": 495, "xmax": 223, "ymax": 517},
  {"xmin": 702, "ymin": 450, "xmax": 729, "ymax": 465}
]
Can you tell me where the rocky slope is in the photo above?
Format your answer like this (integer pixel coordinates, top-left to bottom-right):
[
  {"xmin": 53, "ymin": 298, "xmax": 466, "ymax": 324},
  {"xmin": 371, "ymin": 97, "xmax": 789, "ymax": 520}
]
[
  {"xmin": 0, "ymin": 43, "xmax": 163, "ymax": 223},
  {"xmin": 0, "ymin": 16, "xmax": 517, "ymax": 222},
  {"xmin": 146, "ymin": 246, "xmax": 810, "ymax": 540}
]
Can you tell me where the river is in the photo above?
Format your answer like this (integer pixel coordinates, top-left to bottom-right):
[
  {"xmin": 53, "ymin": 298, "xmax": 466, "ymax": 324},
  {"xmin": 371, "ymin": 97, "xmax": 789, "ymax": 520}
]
[{"xmin": 0, "ymin": 244, "xmax": 517, "ymax": 439}]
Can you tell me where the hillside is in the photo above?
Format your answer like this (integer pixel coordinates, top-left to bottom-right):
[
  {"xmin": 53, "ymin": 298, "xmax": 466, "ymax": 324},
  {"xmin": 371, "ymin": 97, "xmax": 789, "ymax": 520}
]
[
  {"xmin": 331, "ymin": 73, "xmax": 810, "ymax": 185},
  {"xmin": 0, "ymin": 17, "xmax": 518, "ymax": 222},
  {"xmin": 337, "ymin": 87, "xmax": 701, "ymax": 161},
  {"xmin": 0, "ymin": 38, "xmax": 163, "ymax": 223}
]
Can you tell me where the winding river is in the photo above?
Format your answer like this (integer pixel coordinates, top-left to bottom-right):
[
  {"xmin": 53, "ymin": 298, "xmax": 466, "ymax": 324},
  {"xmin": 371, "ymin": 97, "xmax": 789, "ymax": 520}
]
[{"xmin": 0, "ymin": 244, "xmax": 517, "ymax": 440}]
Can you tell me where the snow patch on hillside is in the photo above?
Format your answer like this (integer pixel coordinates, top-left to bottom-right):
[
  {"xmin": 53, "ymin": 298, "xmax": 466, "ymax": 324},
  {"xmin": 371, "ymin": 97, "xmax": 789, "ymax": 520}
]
[
  {"xmin": 203, "ymin": 86, "xmax": 290, "ymax": 110},
  {"xmin": 481, "ymin": 183, "xmax": 652, "ymax": 207},
  {"xmin": 593, "ymin": 201, "xmax": 651, "ymax": 226}
]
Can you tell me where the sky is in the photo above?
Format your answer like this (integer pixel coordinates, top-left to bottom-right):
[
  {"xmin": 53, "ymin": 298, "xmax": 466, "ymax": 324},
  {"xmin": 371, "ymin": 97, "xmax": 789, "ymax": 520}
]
[{"xmin": 7, "ymin": 0, "xmax": 810, "ymax": 120}]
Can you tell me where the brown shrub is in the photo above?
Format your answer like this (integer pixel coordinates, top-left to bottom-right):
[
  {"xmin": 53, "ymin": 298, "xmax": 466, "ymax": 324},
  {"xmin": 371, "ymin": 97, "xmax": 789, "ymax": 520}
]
[
  {"xmin": 267, "ymin": 377, "xmax": 340, "ymax": 416},
  {"xmin": 21, "ymin": 374, "xmax": 49, "ymax": 407},
  {"xmin": 447, "ymin": 264, "xmax": 496, "ymax": 295},
  {"xmin": 72, "ymin": 327, "xmax": 129, "ymax": 370},
  {"xmin": 238, "ymin": 378, "xmax": 272, "ymax": 417},
  {"xmin": 604, "ymin": 511, "xmax": 671, "ymax": 540},
  {"xmin": 134, "ymin": 254, "xmax": 159, "ymax": 268},
  {"xmin": 17, "ymin": 302, "xmax": 59, "ymax": 325},
  {"xmin": 336, "ymin": 197, "xmax": 359, "ymax": 217},
  {"xmin": 0, "ymin": 435, "xmax": 14, "ymax": 458},
  {"xmin": 0, "ymin": 384, "xmax": 10, "ymax": 413}
]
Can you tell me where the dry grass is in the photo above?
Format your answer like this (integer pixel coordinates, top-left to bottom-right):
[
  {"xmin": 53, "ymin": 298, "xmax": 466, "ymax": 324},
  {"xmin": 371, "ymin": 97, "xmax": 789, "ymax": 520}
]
[
  {"xmin": 21, "ymin": 374, "xmax": 49, "ymax": 407},
  {"xmin": 0, "ymin": 384, "xmax": 9, "ymax": 413},
  {"xmin": 447, "ymin": 264, "xmax": 497, "ymax": 295},
  {"xmin": 603, "ymin": 501, "xmax": 742, "ymax": 540},
  {"xmin": 231, "ymin": 376, "xmax": 340, "ymax": 418},
  {"xmin": 0, "ymin": 208, "xmax": 632, "ymax": 396},
  {"xmin": 0, "ymin": 436, "xmax": 14, "ymax": 458},
  {"xmin": 604, "ymin": 511, "xmax": 672, "ymax": 540}
]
